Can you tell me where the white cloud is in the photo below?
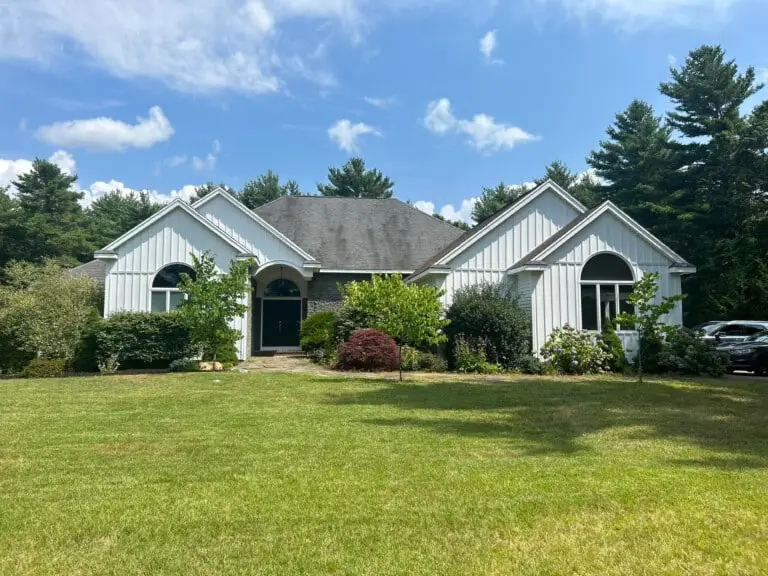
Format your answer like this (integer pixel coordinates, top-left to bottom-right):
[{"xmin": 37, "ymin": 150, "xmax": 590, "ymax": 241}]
[
  {"xmin": 534, "ymin": 0, "xmax": 740, "ymax": 27},
  {"xmin": 758, "ymin": 68, "xmax": 768, "ymax": 83},
  {"xmin": 81, "ymin": 180, "xmax": 199, "ymax": 206},
  {"xmin": 667, "ymin": 54, "xmax": 678, "ymax": 67},
  {"xmin": 413, "ymin": 200, "xmax": 435, "ymax": 215},
  {"xmin": 439, "ymin": 198, "xmax": 478, "ymax": 224},
  {"xmin": 36, "ymin": 106, "xmax": 174, "ymax": 151},
  {"xmin": 166, "ymin": 155, "xmax": 188, "ymax": 168},
  {"xmin": 479, "ymin": 30, "xmax": 497, "ymax": 60},
  {"xmin": 328, "ymin": 119, "xmax": 380, "ymax": 152},
  {"xmin": 364, "ymin": 96, "xmax": 397, "ymax": 109},
  {"xmin": 0, "ymin": 0, "xmax": 423, "ymax": 95},
  {"xmin": 18, "ymin": 118, "xmax": 28, "ymax": 133},
  {"xmin": 424, "ymin": 98, "xmax": 537, "ymax": 153},
  {"xmin": 0, "ymin": 150, "xmax": 76, "ymax": 192},
  {"xmin": 191, "ymin": 139, "xmax": 221, "ymax": 171}
]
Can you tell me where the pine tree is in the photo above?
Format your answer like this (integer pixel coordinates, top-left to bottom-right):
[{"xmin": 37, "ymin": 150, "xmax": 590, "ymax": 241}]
[
  {"xmin": 88, "ymin": 190, "xmax": 162, "ymax": 249},
  {"xmin": 471, "ymin": 181, "xmax": 532, "ymax": 224},
  {"xmin": 11, "ymin": 159, "xmax": 92, "ymax": 265},
  {"xmin": 587, "ymin": 100, "xmax": 675, "ymax": 233},
  {"xmin": 317, "ymin": 157, "xmax": 394, "ymax": 198},
  {"xmin": 0, "ymin": 186, "xmax": 25, "ymax": 268},
  {"xmin": 190, "ymin": 181, "xmax": 236, "ymax": 203}
]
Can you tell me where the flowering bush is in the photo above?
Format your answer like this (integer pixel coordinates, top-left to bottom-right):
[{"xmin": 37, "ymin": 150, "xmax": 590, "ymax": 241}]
[
  {"xmin": 656, "ymin": 327, "xmax": 726, "ymax": 377},
  {"xmin": 541, "ymin": 325, "xmax": 610, "ymax": 375},
  {"xmin": 339, "ymin": 329, "xmax": 399, "ymax": 372}
]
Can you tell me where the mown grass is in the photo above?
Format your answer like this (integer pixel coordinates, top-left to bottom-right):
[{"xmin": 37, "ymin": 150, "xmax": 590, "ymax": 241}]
[{"xmin": 1, "ymin": 372, "xmax": 768, "ymax": 575}]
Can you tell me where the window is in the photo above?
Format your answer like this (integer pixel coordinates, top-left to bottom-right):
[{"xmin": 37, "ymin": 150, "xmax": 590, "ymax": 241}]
[
  {"xmin": 151, "ymin": 264, "xmax": 195, "ymax": 313},
  {"xmin": 580, "ymin": 254, "xmax": 634, "ymax": 331},
  {"xmin": 264, "ymin": 278, "xmax": 301, "ymax": 298}
]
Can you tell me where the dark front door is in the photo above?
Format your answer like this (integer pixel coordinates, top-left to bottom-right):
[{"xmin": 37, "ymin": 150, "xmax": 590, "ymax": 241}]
[{"xmin": 262, "ymin": 300, "xmax": 302, "ymax": 348}]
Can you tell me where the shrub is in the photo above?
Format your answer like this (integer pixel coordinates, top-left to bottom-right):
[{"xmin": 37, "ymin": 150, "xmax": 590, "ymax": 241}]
[
  {"xmin": 541, "ymin": 325, "xmax": 610, "ymax": 375},
  {"xmin": 445, "ymin": 283, "xmax": 531, "ymax": 370},
  {"xmin": 89, "ymin": 312, "xmax": 195, "ymax": 369},
  {"xmin": 169, "ymin": 359, "xmax": 201, "ymax": 373},
  {"xmin": 418, "ymin": 351, "xmax": 448, "ymax": 373},
  {"xmin": 515, "ymin": 354, "xmax": 547, "ymax": 375},
  {"xmin": 454, "ymin": 336, "xmax": 502, "ymax": 374},
  {"xmin": 334, "ymin": 306, "xmax": 374, "ymax": 344},
  {"xmin": 0, "ymin": 260, "xmax": 100, "ymax": 365},
  {"xmin": 0, "ymin": 334, "xmax": 34, "ymax": 374},
  {"xmin": 655, "ymin": 327, "xmax": 726, "ymax": 377},
  {"xmin": 97, "ymin": 354, "xmax": 120, "ymax": 375},
  {"xmin": 300, "ymin": 311, "xmax": 337, "ymax": 357},
  {"xmin": 22, "ymin": 358, "xmax": 68, "ymax": 379},
  {"xmin": 601, "ymin": 320, "xmax": 629, "ymax": 374},
  {"xmin": 202, "ymin": 338, "xmax": 239, "ymax": 365},
  {"xmin": 338, "ymin": 329, "xmax": 399, "ymax": 372},
  {"xmin": 400, "ymin": 346, "xmax": 421, "ymax": 371}
]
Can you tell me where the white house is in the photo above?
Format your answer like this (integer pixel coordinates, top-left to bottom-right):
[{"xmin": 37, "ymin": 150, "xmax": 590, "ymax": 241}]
[{"xmin": 74, "ymin": 180, "xmax": 695, "ymax": 359}]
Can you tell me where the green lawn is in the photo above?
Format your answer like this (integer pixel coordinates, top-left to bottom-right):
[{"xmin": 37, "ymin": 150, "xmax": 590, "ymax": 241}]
[{"xmin": 2, "ymin": 373, "xmax": 768, "ymax": 575}]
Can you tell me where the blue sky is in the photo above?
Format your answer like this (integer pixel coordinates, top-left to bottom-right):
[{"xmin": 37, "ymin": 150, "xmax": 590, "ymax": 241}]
[{"xmin": 1, "ymin": 0, "xmax": 767, "ymax": 223}]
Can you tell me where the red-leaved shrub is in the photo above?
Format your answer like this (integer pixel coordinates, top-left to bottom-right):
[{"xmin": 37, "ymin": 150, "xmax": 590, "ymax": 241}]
[{"xmin": 338, "ymin": 329, "xmax": 399, "ymax": 371}]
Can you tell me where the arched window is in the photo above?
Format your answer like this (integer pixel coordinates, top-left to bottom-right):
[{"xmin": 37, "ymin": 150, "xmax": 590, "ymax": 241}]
[
  {"xmin": 151, "ymin": 264, "xmax": 195, "ymax": 312},
  {"xmin": 580, "ymin": 254, "xmax": 634, "ymax": 331},
  {"xmin": 264, "ymin": 278, "xmax": 301, "ymax": 298}
]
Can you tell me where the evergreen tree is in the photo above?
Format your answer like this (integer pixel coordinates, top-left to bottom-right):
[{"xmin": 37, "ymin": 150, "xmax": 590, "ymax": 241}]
[
  {"xmin": 658, "ymin": 45, "xmax": 768, "ymax": 323},
  {"xmin": 432, "ymin": 213, "xmax": 472, "ymax": 231},
  {"xmin": 190, "ymin": 181, "xmax": 236, "ymax": 203},
  {"xmin": 11, "ymin": 159, "xmax": 92, "ymax": 265},
  {"xmin": 537, "ymin": 160, "xmax": 601, "ymax": 208},
  {"xmin": 88, "ymin": 190, "xmax": 162, "ymax": 249},
  {"xmin": 317, "ymin": 157, "xmax": 394, "ymax": 198},
  {"xmin": 240, "ymin": 171, "xmax": 301, "ymax": 210},
  {"xmin": 0, "ymin": 187, "xmax": 25, "ymax": 267},
  {"xmin": 471, "ymin": 181, "xmax": 532, "ymax": 224},
  {"xmin": 587, "ymin": 100, "xmax": 675, "ymax": 231}
]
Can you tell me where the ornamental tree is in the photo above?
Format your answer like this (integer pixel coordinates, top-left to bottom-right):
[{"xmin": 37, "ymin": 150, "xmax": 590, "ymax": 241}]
[
  {"xmin": 178, "ymin": 252, "xmax": 252, "ymax": 369},
  {"xmin": 340, "ymin": 274, "xmax": 449, "ymax": 379}
]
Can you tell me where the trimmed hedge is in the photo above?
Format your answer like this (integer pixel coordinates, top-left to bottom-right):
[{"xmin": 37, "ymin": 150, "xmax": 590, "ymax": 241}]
[
  {"xmin": 22, "ymin": 358, "xmax": 68, "ymax": 379},
  {"xmin": 339, "ymin": 329, "xmax": 399, "ymax": 372},
  {"xmin": 83, "ymin": 312, "xmax": 196, "ymax": 370}
]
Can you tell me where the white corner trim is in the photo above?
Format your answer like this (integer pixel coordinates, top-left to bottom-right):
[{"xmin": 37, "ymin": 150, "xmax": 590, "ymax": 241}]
[
  {"xmin": 535, "ymin": 201, "xmax": 691, "ymax": 265},
  {"xmin": 670, "ymin": 265, "xmax": 697, "ymax": 274},
  {"xmin": 192, "ymin": 188, "xmax": 317, "ymax": 262},
  {"xmin": 431, "ymin": 180, "xmax": 586, "ymax": 268},
  {"xmin": 93, "ymin": 251, "xmax": 118, "ymax": 260},
  {"xmin": 100, "ymin": 198, "xmax": 249, "ymax": 255}
]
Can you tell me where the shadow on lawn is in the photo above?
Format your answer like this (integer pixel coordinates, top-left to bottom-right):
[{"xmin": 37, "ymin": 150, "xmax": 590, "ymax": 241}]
[{"xmin": 326, "ymin": 377, "xmax": 768, "ymax": 467}]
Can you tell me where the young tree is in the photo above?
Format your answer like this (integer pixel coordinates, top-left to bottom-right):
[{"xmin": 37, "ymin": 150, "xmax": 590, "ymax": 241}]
[
  {"xmin": 616, "ymin": 273, "xmax": 684, "ymax": 383},
  {"xmin": 340, "ymin": 274, "xmax": 448, "ymax": 380},
  {"xmin": 0, "ymin": 260, "xmax": 101, "ymax": 363},
  {"xmin": 177, "ymin": 252, "xmax": 252, "ymax": 369},
  {"xmin": 471, "ymin": 181, "xmax": 533, "ymax": 224},
  {"xmin": 317, "ymin": 157, "xmax": 394, "ymax": 198},
  {"xmin": 240, "ymin": 171, "xmax": 302, "ymax": 210}
]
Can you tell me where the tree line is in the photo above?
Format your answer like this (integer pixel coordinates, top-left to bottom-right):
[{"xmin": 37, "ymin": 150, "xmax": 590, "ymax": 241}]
[{"xmin": 2, "ymin": 45, "xmax": 766, "ymax": 325}]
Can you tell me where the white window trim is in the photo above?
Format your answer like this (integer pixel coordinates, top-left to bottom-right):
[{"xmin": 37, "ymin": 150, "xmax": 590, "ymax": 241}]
[
  {"xmin": 580, "ymin": 280, "xmax": 635, "ymax": 332},
  {"xmin": 151, "ymin": 288, "xmax": 188, "ymax": 313}
]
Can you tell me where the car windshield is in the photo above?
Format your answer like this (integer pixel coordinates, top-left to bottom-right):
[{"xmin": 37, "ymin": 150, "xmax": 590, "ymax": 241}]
[
  {"xmin": 700, "ymin": 323, "xmax": 725, "ymax": 335},
  {"xmin": 746, "ymin": 331, "xmax": 768, "ymax": 343}
]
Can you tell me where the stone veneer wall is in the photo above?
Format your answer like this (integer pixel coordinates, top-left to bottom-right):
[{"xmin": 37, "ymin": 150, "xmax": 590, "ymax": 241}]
[{"xmin": 306, "ymin": 273, "xmax": 373, "ymax": 316}]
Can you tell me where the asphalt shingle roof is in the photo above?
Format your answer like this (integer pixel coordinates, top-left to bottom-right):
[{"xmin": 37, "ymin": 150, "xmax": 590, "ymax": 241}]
[{"xmin": 254, "ymin": 196, "xmax": 465, "ymax": 271}]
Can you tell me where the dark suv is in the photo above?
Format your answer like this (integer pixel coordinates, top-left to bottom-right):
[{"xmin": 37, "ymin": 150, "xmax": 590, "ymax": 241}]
[
  {"xmin": 698, "ymin": 321, "xmax": 768, "ymax": 345},
  {"xmin": 716, "ymin": 330, "xmax": 768, "ymax": 375}
]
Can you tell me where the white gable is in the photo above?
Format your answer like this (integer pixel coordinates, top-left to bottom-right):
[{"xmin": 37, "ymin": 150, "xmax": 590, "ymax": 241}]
[
  {"xmin": 195, "ymin": 192, "xmax": 315, "ymax": 269},
  {"xmin": 431, "ymin": 186, "xmax": 582, "ymax": 306}
]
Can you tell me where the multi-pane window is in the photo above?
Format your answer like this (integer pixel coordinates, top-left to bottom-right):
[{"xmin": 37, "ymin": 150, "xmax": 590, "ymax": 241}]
[
  {"xmin": 580, "ymin": 254, "xmax": 635, "ymax": 331},
  {"xmin": 151, "ymin": 264, "xmax": 196, "ymax": 312}
]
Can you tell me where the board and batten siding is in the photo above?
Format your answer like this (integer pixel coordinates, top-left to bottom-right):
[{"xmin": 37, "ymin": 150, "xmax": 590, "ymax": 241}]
[
  {"xmin": 529, "ymin": 211, "xmax": 683, "ymax": 355},
  {"xmin": 198, "ymin": 194, "xmax": 307, "ymax": 267},
  {"xmin": 433, "ymin": 188, "xmax": 581, "ymax": 307},
  {"xmin": 103, "ymin": 208, "xmax": 249, "ymax": 359}
]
